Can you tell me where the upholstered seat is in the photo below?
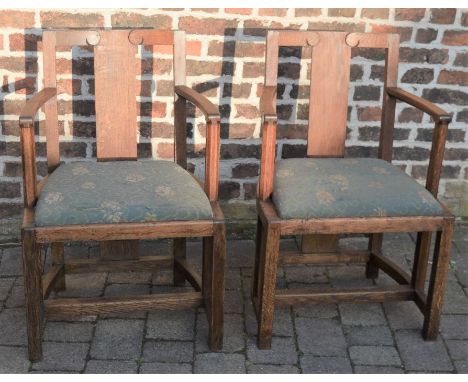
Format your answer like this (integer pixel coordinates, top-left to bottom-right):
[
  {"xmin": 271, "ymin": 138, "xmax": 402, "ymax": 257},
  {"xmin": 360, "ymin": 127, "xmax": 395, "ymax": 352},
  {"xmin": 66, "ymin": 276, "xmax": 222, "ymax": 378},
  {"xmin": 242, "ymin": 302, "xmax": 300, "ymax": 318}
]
[
  {"xmin": 272, "ymin": 158, "xmax": 443, "ymax": 219},
  {"xmin": 35, "ymin": 161, "xmax": 213, "ymax": 226}
]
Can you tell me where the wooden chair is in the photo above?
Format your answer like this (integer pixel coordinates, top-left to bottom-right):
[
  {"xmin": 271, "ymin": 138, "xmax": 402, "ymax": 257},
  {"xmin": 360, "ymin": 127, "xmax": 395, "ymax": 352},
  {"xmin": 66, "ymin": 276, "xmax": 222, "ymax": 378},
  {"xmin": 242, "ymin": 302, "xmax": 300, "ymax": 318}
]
[
  {"xmin": 19, "ymin": 29, "xmax": 225, "ymax": 361},
  {"xmin": 252, "ymin": 30, "xmax": 454, "ymax": 349}
]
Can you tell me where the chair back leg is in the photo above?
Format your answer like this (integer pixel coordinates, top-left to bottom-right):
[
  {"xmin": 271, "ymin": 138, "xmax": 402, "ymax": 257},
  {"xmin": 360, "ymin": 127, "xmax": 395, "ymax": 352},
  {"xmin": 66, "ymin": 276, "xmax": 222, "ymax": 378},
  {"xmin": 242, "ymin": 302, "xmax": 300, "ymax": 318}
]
[
  {"xmin": 173, "ymin": 238, "xmax": 187, "ymax": 286},
  {"xmin": 366, "ymin": 233, "xmax": 383, "ymax": 279},
  {"xmin": 22, "ymin": 229, "xmax": 44, "ymax": 361},
  {"xmin": 423, "ymin": 218, "xmax": 454, "ymax": 340},
  {"xmin": 51, "ymin": 242, "xmax": 66, "ymax": 291}
]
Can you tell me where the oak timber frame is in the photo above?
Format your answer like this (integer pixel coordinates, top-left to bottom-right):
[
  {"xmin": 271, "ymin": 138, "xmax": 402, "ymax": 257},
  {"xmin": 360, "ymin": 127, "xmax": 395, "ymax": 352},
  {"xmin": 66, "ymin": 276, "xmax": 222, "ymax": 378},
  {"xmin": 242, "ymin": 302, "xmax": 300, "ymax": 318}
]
[
  {"xmin": 19, "ymin": 29, "xmax": 225, "ymax": 361},
  {"xmin": 253, "ymin": 30, "xmax": 454, "ymax": 349}
]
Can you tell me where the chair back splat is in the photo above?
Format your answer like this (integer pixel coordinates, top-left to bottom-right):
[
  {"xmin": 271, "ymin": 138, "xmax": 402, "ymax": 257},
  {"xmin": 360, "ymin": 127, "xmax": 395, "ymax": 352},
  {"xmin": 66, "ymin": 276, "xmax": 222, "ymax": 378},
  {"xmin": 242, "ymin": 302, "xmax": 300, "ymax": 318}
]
[
  {"xmin": 42, "ymin": 29, "xmax": 187, "ymax": 165},
  {"xmin": 264, "ymin": 30, "xmax": 399, "ymax": 158}
]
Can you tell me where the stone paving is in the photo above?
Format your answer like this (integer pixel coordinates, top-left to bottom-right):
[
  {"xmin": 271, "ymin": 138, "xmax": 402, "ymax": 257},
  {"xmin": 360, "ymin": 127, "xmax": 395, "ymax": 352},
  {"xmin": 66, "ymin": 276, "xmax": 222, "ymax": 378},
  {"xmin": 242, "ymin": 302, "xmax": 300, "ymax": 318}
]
[{"xmin": 0, "ymin": 226, "xmax": 466, "ymax": 374}]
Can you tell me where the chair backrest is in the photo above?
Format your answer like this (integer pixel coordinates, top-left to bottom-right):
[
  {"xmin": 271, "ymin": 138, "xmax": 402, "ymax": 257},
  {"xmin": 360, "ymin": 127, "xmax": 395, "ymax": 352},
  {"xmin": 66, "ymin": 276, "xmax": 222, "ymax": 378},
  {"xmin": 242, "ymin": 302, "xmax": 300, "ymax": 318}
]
[
  {"xmin": 42, "ymin": 29, "xmax": 186, "ymax": 171},
  {"xmin": 265, "ymin": 30, "xmax": 400, "ymax": 158}
]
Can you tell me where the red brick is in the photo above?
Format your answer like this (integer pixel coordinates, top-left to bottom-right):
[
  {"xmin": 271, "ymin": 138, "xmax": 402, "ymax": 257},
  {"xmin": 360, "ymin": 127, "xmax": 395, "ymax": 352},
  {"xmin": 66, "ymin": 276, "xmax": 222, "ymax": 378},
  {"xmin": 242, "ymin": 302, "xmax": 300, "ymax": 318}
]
[
  {"xmin": 430, "ymin": 8, "xmax": 457, "ymax": 24},
  {"xmin": 258, "ymin": 8, "xmax": 288, "ymax": 17},
  {"xmin": 371, "ymin": 25, "xmax": 413, "ymax": 42},
  {"xmin": 328, "ymin": 9, "xmax": 356, "ymax": 17},
  {"xmin": 40, "ymin": 11, "xmax": 104, "ymax": 28},
  {"xmin": 179, "ymin": 16, "xmax": 238, "ymax": 36},
  {"xmin": 357, "ymin": 106, "xmax": 382, "ymax": 122},
  {"xmin": 394, "ymin": 8, "xmax": 426, "ymax": 21},
  {"xmin": 141, "ymin": 58, "xmax": 172, "ymax": 75},
  {"xmin": 9, "ymin": 33, "xmax": 41, "ymax": 52},
  {"xmin": 57, "ymin": 79, "xmax": 82, "ymax": 96},
  {"xmin": 140, "ymin": 101, "xmax": 166, "ymax": 118},
  {"xmin": 225, "ymin": 8, "xmax": 253, "ymax": 15},
  {"xmin": 1, "ymin": 57, "xmax": 38, "ymax": 74},
  {"xmin": 190, "ymin": 8, "xmax": 218, "ymax": 13},
  {"xmin": 0, "ymin": 10, "xmax": 35, "ymax": 28},
  {"xmin": 442, "ymin": 30, "xmax": 468, "ymax": 46},
  {"xmin": 244, "ymin": 19, "xmax": 301, "ymax": 37},
  {"xmin": 308, "ymin": 21, "xmax": 365, "ymax": 33},
  {"xmin": 437, "ymin": 70, "xmax": 468, "ymax": 86},
  {"xmin": 235, "ymin": 104, "xmax": 259, "ymax": 119},
  {"xmin": 462, "ymin": 11, "xmax": 468, "ymax": 27},
  {"xmin": 242, "ymin": 62, "xmax": 264, "ymax": 78},
  {"xmin": 157, "ymin": 142, "xmax": 174, "ymax": 159},
  {"xmin": 222, "ymin": 123, "xmax": 256, "ymax": 139},
  {"xmin": 111, "ymin": 12, "xmax": 172, "ymax": 28},
  {"xmin": 361, "ymin": 9, "xmax": 389, "ymax": 19},
  {"xmin": 295, "ymin": 9, "xmax": 321, "ymax": 17},
  {"xmin": 14, "ymin": 77, "xmax": 36, "ymax": 95},
  {"xmin": 0, "ymin": 34, "xmax": 3, "ymax": 50},
  {"xmin": 150, "ymin": 41, "xmax": 201, "ymax": 56}
]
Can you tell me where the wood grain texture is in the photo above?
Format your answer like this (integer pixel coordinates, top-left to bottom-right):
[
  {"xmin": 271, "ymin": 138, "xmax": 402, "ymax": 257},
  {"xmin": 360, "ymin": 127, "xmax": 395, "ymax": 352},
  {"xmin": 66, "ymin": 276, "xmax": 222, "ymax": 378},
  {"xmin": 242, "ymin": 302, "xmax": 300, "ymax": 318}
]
[
  {"xmin": 204, "ymin": 119, "xmax": 221, "ymax": 201},
  {"xmin": 51, "ymin": 242, "xmax": 66, "ymax": 291},
  {"xmin": 277, "ymin": 30, "xmax": 320, "ymax": 47},
  {"xmin": 174, "ymin": 258, "xmax": 202, "ymax": 291},
  {"xmin": 64, "ymin": 255, "xmax": 173, "ymax": 274},
  {"xmin": 423, "ymin": 218, "xmax": 454, "ymax": 340},
  {"xmin": 174, "ymin": 86, "xmax": 219, "ymax": 119},
  {"xmin": 307, "ymin": 32, "xmax": 350, "ymax": 157},
  {"xmin": 22, "ymin": 229, "xmax": 43, "ymax": 361},
  {"xmin": 257, "ymin": 221, "xmax": 280, "ymax": 349},
  {"xmin": 346, "ymin": 32, "xmax": 390, "ymax": 48},
  {"xmin": 95, "ymin": 30, "xmax": 137, "ymax": 160},
  {"xmin": 42, "ymin": 31, "xmax": 60, "ymax": 172},
  {"xmin": 128, "ymin": 29, "xmax": 174, "ymax": 46},
  {"xmin": 371, "ymin": 253, "xmax": 411, "ymax": 285},
  {"xmin": 366, "ymin": 233, "xmax": 382, "ymax": 279},
  {"xmin": 45, "ymin": 292, "xmax": 203, "ymax": 316},
  {"xmin": 35, "ymin": 220, "xmax": 214, "ymax": 243},
  {"xmin": 301, "ymin": 234, "xmax": 338, "ymax": 253},
  {"xmin": 275, "ymin": 285, "xmax": 414, "ymax": 305},
  {"xmin": 54, "ymin": 30, "xmax": 100, "ymax": 47},
  {"xmin": 173, "ymin": 238, "xmax": 187, "ymax": 286},
  {"xmin": 279, "ymin": 250, "xmax": 370, "ymax": 265},
  {"xmin": 19, "ymin": 123, "xmax": 37, "ymax": 207},
  {"xmin": 42, "ymin": 265, "xmax": 64, "ymax": 299}
]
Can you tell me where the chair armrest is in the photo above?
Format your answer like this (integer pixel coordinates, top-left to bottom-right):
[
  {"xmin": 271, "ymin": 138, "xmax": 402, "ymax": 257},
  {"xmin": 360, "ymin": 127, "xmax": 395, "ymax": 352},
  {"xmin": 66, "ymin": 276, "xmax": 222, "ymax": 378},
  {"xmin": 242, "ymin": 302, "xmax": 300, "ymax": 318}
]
[
  {"xmin": 386, "ymin": 87, "xmax": 452, "ymax": 123},
  {"xmin": 260, "ymin": 86, "xmax": 277, "ymax": 122},
  {"xmin": 174, "ymin": 85, "xmax": 220, "ymax": 121},
  {"xmin": 19, "ymin": 88, "xmax": 57, "ymax": 126}
]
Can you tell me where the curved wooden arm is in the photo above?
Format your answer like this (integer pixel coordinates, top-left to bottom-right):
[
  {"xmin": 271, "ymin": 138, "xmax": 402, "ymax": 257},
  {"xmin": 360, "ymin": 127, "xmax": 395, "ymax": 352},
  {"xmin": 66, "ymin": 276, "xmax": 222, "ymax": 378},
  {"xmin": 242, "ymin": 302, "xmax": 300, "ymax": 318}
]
[
  {"xmin": 260, "ymin": 86, "xmax": 277, "ymax": 122},
  {"xmin": 174, "ymin": 85, "xmax": 220, "ymax": 121},
  {"xmin": 387, "ymin": 87, "xmax": 452, "ymax": 123},
  {"xmin": 19, "ymin": 88, "xmax": 57, "ymax": 126}
]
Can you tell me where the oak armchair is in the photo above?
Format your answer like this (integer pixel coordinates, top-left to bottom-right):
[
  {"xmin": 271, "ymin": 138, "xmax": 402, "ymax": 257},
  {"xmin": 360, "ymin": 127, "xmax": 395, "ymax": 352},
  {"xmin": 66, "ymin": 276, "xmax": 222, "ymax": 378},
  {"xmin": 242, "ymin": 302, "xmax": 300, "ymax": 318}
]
[
  {"xmin": 20, "ymin": 29, "xmax": 225, "ymax": 361},
  {"xmin": 252, "ymin": 30, "xmax": 454, "ymax": 349}
]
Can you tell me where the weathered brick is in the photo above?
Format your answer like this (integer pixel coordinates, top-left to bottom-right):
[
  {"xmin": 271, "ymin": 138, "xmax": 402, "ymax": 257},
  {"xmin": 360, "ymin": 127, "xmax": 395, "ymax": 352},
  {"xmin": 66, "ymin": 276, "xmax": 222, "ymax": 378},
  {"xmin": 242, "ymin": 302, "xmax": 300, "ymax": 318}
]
[
  {"xmin": 422, "ymin": 88, "xmax": 468, "ymax": 106},
  {"xmin": 457, "ymin": 109, "xmax": 468, "ymax": 123},
  {"xmin": 399, "ymin": 107, "xmax": 423, "ymax": 123},
  {"xmin": 437, "ymin": 70, "xmax": 468, "ymax": 86},
  {"xmin": 361, "ymin": 9, "xmax": 389, "ymax": 19},
  {"xmin": 328, "ymin": 9, "xmax": 355, "ymax": 17},
  {"xmin": 442, "ymin": 30, "xmax": 468, "ymax": 46},
  {"xmin": 225, "ymin": 8, "xmax": 253, "ymax": 15},
  {"xmin": 401, "ymin": 68, "xmax": 434, "ymax": 84},
  {"xmin": 416, "ymin": 28, "xmax": 438, "ymax": 43},
  {"xmin": 40, "ymin": 11, "xmax": 104, "ymax": 28},
  {"xmin": 259, "ymin": 8, "xmax": 287, "ymax": 16},
  {"xmin": 357, "ymin": 106, "xmax": 382, "ymax": 121},
  {"xmin": 0, "ymin": 10, "xmax": 35, "ymax": 28},
  {"xmin": 395, "ymin": 8, "xmax": 426, "ymax": 21},
  {"xmin": 243, "ymin": 183, "xmax": 257, "ymax": 200},
  {"xmin": 219, "ymin": 181, "xmax": 240, "ymax": 200},
  {"xmin": 308, "ymin": 21, "xmax": 365, "ymax": 32},
  {"xmin": 179, "ymin": 16, "xmax": 238, "ymax": 35},
  {"xmin": 430, "ymin": 8, "xmax": 457, "ymax": 24},
  {"xmin": 371, "ymin": 25, "xmax": 413, "ymax": 42},
  {"xmin": 9, "ymin": 33, "xmax": 41, "ymax": 52},
  {"xmin": 454, "ymin": 52, "xmax": 468, "ymax": 67},
  {"xmin": 242, "ymin": 62, "xmax": 264, "ymax": 78},
  {"xmin": 232, "ymin": 163, "xmax": 259, "ymax": 178},
  {"xmin": 111, "ymin": 12, "xmax": 172, "ymax": 28},
  {"xmin": 353, "ymin": 85, "xmax": 381, "ymax": 101},
  {"xmin": 295, "ymin": 9, "xmax": 322, "ymax": 17}
]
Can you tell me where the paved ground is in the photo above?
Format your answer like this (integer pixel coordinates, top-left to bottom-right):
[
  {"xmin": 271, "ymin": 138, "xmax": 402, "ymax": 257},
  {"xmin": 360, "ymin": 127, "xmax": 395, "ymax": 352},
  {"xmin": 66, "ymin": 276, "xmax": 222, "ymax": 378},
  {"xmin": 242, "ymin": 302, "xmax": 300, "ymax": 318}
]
[{"xmin": 0, "ymin": 226, "xmax": 466, "ymax": 374}]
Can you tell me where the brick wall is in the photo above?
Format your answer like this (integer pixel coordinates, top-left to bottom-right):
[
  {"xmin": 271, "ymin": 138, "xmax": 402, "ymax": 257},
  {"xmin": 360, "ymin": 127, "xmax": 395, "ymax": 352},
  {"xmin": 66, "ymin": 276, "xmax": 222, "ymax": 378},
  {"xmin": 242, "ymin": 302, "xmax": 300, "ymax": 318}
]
[{"xmin": 0, "ymin": 8, "xmax": 467, "ymax": 241}]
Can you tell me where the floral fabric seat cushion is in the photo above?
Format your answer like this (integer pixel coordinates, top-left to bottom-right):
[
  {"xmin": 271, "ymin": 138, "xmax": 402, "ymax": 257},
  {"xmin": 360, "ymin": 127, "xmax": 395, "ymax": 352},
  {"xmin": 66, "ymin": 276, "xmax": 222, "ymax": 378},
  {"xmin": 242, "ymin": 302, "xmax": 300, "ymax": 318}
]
[
  {"xmin": 35, "ymin": 160, "xmax": 213, "ymax": 226},
  {"xmin": 272, "ymin": 158, "xmax": 443, "ymax": 219}
]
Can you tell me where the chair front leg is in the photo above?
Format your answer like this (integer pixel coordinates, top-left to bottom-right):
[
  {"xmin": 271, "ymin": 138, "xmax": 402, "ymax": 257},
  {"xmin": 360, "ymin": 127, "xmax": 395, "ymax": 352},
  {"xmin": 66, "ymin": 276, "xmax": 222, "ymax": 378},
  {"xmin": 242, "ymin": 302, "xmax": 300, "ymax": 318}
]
[
  {"xmin": 173, "ymin": 238, "xmax": 186, "ymax": 286},
  {"xmin": 423, "ymin": 218, "xmax": 454, "ymax": 340},
  {"xmin": 22, "ymin": 229, "xmax": 44, "ymax": 361},
  {"xmin": 203, "ymin": 221, "xmax": 225, "ymax": 350},
  {"xmin": 257, "ymin": 221, "xmax": 280, "ymax": 349},
  {"xmin": 252, "ymin": 217, "xmax": 264, "ymax": 303},
  {"xmin": 366, "ymin": 233, "xmax": 383, "ymax": 279}
]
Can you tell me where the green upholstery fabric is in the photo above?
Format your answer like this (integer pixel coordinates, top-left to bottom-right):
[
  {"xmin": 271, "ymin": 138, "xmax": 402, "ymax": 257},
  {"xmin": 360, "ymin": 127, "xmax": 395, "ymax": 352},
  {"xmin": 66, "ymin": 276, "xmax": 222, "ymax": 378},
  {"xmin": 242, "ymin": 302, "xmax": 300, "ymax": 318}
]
[
  {"xmin": 272, "ymin": 158, "xmax": 443, "ymax": 219},
  {"xmin": 35, "ymin": 161, "xmax": 213, "ymax": 226}
]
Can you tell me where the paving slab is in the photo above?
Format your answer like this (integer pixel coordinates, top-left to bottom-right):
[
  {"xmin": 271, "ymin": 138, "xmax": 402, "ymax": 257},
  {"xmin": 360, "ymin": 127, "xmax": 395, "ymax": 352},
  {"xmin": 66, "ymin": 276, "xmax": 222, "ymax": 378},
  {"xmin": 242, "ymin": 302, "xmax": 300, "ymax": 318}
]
[
  {"xmin": 349, "ymin": 345, "xmax": 401, "ymax": 366},
  {"xmin": 32, "ymin": 342, "xmax": 89, "ymax": 372},
  {"xmin": 140, "ymin": 362, "xmax": 192, "ymax": 374},
  {"xmin": 394, "ymin": 329, "xmax": 454, "ymax": 372},
  {"xmin": 90, "ymin": 319, "xmax": 144, "ymax": 360},
  {"xmin": 246, "ymin": 336, "xmax": 297, "ymax": 365},
  {"xmin": 44, "ymin": 321, "xmax": 94, "ymax": 343},
  {"xmin": 247, "ymin": 364, "xmax": 300, "ymax": 373},
  {"xmin": 85, "ymin": 360, "xmax": 138, "ymax": 374},
  {"xmin": 146, "ymin": 309, "xmax": 196, "ymax": 341},
  {"xmin": 0, "ymin": 346, "xmax": 30, "ymax": 373},
  {"xmin": 344, "ymin": 325, "xmax": 394, "ymax": 346},
  {"xmin": 142, "ymin": 340, "xmax": 193, "ymax": 363},
  {"xmin": 194, "ymin": 353, "xmax": 245, "ymax": 374},
  {"xmin": 300, "ymin": 356, "xmax": 352, "ymax": 373},
  {"xmin": 0, "ymin": 308, "xmax": 28, "ymax": 345}
]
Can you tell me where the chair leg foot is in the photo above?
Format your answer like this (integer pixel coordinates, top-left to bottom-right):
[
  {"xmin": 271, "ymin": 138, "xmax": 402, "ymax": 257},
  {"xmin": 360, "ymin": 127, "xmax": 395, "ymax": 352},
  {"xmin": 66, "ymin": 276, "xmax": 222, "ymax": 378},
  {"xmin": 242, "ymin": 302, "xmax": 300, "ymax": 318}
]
[
  {"xmin": 204, "ymin": 222, "xmax": 225, "ymax": 352},
  {"xmin": 422, "ymin": 219, "xmax": 453, "ymax": 342},
  {"xmin": 22, "ymin": 229, "xmax": 44, "ymax": 362},
  {"xmin": 256, "ymin": 221, "xmax": 280, "ymax": 350},
  {"xmin": 173, "ymin": 238, "xmax": 186, "ymax": 286}
]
